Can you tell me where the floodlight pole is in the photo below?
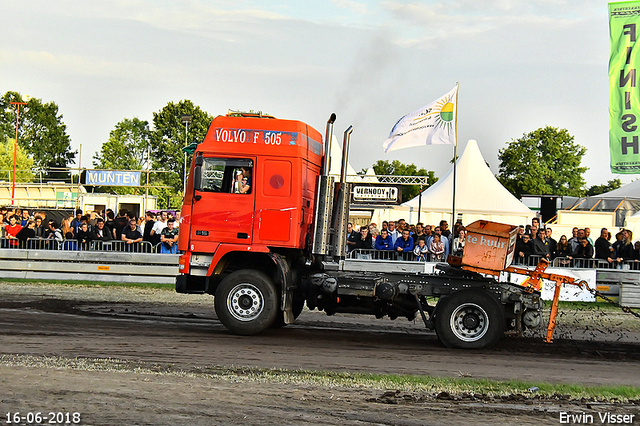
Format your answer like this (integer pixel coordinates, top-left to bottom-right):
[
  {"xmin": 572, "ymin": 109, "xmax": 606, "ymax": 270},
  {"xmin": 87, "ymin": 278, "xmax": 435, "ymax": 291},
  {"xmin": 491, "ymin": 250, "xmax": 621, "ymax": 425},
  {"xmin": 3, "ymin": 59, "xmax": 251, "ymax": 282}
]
[
  {"xmin": 181, "ymin": 114, "xmax": 192, "ymax": 195},
  {"xmin": 9, "ymin": 101, "xmax": 27, "ymax": 206}
]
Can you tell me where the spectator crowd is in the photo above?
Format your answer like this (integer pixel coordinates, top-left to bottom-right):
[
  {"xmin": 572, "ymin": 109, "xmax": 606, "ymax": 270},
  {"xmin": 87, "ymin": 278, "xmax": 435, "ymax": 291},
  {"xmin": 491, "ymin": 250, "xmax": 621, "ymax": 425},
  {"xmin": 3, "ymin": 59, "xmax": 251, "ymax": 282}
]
[
  {"xmin": 512, "ymin": 217, "xmax": 640, "ymax": 268},
  {"xmin": 346, "ymin": 218, "xmax": 466, "ymax": 262},
  {"xmin": 3, "ymin": 206, "xmax": 640, "ymax": 269},
  {"xmin": 346, "ymin": 216, "xmax": 640, "ymax": 269},
  {"xmin": 0, "ymin": 207, "xmax": 180, "ymax": 254}
]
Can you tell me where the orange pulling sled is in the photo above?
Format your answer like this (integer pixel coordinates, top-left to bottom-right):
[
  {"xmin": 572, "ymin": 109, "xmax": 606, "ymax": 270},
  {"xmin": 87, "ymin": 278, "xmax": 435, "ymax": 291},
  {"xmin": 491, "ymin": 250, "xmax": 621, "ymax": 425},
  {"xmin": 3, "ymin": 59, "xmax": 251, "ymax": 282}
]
[
  {"xmin": 506, "ymin": 259, "xmax": 586, "ymax": 343},
  {"xmin": 458, "ymin": 220, "xmax": 586, "ymax": 344}
]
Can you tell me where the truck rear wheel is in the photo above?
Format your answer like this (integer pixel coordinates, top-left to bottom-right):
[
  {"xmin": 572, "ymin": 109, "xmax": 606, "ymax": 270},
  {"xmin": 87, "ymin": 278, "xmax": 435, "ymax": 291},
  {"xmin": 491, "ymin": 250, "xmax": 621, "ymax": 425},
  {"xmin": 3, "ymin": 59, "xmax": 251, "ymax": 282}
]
[
  {"xmin": 434, "ymin": 290, "xmax": 505, "ymax": 349},
  {"xmin": 214, "ymin": 270, "xmax": 278, "ymax": 335}
]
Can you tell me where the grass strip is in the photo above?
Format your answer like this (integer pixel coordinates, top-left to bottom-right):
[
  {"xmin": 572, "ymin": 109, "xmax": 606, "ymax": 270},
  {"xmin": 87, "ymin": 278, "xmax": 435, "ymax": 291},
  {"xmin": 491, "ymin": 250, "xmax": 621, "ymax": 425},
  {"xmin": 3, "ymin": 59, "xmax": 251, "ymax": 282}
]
[
  {"xmin": 214, "ymin": 366, "xmax": 640, "ymax": 401},
  {"xmin": 1, "ymin": 354, "xmax": 638, "ymax": 402}
]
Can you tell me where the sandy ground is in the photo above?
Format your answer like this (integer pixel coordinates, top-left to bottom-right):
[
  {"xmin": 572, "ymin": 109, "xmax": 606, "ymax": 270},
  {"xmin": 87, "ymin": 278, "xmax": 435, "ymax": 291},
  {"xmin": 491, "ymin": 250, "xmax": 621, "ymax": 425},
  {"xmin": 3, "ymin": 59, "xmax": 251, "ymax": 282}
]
[
  {"xmin": 0, "ymin": 282, "xmax": 639, "ymax": 425},
  {"xmin": 2, "ymin": 361, "xmax": 638, "ymax": 426}
]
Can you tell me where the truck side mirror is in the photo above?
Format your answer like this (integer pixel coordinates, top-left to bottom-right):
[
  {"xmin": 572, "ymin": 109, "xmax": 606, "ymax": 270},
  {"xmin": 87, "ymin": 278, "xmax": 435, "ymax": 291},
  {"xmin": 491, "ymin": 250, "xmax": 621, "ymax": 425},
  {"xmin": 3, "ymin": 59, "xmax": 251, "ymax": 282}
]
[{"xmin": 193, "ymin": 154, "xmax": 203, "ymax": 192}]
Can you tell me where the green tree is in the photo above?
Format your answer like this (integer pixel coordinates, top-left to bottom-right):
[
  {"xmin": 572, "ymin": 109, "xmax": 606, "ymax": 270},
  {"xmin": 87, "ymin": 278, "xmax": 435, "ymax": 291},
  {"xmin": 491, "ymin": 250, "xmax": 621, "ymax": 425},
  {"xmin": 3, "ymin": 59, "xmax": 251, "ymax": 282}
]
[
  {"xmin": 586, "ymin": 178, "xmax": 622, "ymax": 196},
  {"xmin": 92, "ymin": 117, "xmax": 153, "ymax": 195},
  {"xmin": 94, "ymin": 117, "xmax": 152, "ymax": 170},
  {"xmin": 0, "ymin": 138, "xmax": 35, "ymax": 182},
  {"xmin": 150, "ymin": 100, "xmax": 213, "ymax": 205},
  {"xmin": 0, "ymin": 91, "xmax": 76, "ymax": 181},
  {"xmin": 371, "ymin": 159, "xmax": 438, "ymax": 201},
  {"xmin": 497, "ymin": 126, "xmax": 587, "ymax": 197}
]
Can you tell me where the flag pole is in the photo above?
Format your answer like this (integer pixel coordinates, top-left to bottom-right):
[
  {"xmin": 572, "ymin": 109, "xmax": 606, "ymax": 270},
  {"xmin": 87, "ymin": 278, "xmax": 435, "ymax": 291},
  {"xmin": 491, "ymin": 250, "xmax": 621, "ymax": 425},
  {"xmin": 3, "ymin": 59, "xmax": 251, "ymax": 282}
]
[{"xmin": 451, "ymin": 82, "xmax": 459, "ymax": 227}]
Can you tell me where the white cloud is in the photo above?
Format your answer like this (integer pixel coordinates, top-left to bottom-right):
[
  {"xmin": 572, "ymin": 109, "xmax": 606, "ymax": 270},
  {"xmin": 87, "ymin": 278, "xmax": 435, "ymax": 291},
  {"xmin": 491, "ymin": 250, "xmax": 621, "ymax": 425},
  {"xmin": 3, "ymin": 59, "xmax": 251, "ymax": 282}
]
[
  {"xmin": 0, "ymin": 49, "xmax": 162, "ymax": 79},
  {"xmin": 0, "ymin": 0, "xmax": 625, "ymax": 187},
  {"xmin": 331, "ymin": 0, "xmax": 369, "ymax": 16}
]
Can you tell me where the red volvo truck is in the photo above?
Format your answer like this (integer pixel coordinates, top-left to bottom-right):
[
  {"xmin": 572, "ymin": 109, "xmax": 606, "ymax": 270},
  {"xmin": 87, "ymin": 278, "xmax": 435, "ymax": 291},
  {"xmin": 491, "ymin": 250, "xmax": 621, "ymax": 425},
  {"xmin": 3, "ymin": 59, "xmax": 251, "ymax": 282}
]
[{"xmin": 176, "ymin": 112, "xmax": 547, "ymax": 349}]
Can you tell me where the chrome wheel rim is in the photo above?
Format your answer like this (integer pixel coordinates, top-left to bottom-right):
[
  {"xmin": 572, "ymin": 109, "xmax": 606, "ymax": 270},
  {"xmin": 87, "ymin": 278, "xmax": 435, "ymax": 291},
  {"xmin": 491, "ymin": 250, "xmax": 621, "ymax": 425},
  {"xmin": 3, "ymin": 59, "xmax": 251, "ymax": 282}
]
[
  {"xmin": 227, "ymin": 283, "xmax": 264, "ymax": 322},
  {"xmin": 449, "ymin": 303, "xmax": 489, "ymax": 342}
]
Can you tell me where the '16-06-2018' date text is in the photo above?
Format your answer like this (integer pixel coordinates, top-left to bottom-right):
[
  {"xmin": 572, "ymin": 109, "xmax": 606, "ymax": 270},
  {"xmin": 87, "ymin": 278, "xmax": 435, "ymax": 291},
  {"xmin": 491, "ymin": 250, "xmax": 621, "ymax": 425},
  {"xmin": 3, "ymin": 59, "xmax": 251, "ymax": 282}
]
[{"xmin": 5, "ymin": 412, "xmax": 81, "ymax": 425}]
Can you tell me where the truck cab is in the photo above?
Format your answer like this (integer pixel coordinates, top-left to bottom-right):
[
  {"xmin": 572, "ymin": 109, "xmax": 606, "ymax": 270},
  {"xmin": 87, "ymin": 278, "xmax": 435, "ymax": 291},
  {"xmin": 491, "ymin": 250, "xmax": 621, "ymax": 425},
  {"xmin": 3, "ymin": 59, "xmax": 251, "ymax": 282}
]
[{"xmin": 177, "ymin": 113, "xmax": 323, "ymax": 298}]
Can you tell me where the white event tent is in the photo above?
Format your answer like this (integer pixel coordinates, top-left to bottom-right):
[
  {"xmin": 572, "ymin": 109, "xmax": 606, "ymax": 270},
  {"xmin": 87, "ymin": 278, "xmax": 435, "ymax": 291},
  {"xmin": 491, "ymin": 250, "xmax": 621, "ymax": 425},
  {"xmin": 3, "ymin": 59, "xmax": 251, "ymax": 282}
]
[
  {"xmin": 566, "ymin": 179, "xmax": 640, "ymax": 227},
  {"xmin": 373, "ymin": 140, "xmax": 533, "ymax": 226}
]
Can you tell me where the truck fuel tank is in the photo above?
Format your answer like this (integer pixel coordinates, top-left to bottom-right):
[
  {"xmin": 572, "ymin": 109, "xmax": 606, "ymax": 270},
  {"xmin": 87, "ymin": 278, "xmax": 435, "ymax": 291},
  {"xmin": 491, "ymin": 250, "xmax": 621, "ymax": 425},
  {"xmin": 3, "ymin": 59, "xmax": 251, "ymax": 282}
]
[{"xmin": 312, "ymin": 273, "xmax": 384, "ymax": 297}]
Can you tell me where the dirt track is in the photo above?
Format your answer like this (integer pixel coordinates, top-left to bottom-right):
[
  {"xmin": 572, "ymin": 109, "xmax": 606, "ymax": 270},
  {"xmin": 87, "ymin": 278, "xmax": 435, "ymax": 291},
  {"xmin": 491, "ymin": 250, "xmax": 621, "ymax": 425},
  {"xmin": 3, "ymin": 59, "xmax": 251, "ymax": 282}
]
[{"xmin": 0, "ymin": 283, "xmax": 639, "ymax": 425}]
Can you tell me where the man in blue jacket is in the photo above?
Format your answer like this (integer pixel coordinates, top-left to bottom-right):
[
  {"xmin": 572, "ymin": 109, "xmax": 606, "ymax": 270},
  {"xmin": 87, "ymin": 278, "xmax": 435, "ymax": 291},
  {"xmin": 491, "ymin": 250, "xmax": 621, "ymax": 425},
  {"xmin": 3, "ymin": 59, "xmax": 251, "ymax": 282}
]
[
  {"xmin": 394, "ymin": 229, "xmax": 414, "ymax": 260},
  {"xmin": 375, "ymin": 229, "xmax": 393, "ymax": 250}
]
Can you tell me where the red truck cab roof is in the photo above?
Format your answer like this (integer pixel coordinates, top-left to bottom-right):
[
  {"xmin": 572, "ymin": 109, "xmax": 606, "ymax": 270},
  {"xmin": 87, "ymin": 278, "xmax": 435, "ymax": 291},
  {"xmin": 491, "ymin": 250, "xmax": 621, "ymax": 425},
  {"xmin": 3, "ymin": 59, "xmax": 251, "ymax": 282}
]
[{"xmin": 198, "ymin": 114, "xmax": 323, "ymax": 163}]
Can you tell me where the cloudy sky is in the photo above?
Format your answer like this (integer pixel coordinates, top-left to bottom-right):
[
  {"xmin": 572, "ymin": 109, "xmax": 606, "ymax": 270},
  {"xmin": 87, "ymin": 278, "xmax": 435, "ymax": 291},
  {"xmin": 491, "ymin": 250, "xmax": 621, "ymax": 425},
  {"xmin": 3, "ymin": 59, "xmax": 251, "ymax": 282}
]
[{"xmin": 0, "ymin": 0, "xmax": 624, "ymax": 187}]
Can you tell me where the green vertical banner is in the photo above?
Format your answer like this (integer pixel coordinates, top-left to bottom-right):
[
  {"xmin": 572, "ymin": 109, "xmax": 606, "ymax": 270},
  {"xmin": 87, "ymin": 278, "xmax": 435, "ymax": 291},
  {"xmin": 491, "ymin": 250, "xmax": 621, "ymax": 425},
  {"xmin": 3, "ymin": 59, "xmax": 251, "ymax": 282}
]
[{"xmin": 610, "ymin": 1, "xmax": 640, "ymax": 173}]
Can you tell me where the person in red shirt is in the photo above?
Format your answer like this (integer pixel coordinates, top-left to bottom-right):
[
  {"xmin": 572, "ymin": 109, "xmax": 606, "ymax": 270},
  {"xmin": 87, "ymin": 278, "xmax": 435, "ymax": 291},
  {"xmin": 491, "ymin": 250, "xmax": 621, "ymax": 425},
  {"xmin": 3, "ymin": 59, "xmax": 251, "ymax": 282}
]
[{"xmin": 5, "ymin": 214, "xmax": 23, "ymax": 247}]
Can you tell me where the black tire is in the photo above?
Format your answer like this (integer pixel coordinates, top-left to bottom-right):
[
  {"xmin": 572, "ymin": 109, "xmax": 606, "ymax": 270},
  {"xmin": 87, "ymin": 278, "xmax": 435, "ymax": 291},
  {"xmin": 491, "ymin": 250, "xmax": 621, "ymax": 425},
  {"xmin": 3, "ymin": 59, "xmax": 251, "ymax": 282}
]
[
  {"xmin": 434, "ymin": 289, "xmax": 505, "ymax": 349},
  {"xmin": 214, "ymin": 270, "xmax": 278, "ymax": 335}
]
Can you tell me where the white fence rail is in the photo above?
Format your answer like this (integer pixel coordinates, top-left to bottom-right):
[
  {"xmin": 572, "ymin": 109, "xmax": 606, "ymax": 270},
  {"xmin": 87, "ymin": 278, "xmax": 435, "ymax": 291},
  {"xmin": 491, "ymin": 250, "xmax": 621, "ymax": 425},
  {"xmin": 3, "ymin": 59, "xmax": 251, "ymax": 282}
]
[{"xmin": 0, "ymin": 248, "xmax": 178, "ymax": 284}]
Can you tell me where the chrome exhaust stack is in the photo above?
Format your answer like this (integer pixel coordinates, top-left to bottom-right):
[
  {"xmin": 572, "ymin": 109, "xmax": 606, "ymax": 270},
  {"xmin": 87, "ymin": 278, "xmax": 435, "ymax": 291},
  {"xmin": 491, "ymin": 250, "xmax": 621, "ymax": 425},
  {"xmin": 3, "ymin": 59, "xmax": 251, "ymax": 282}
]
[
  {"xmin": 339, "ymin": 125, "xmax": 353, "ymax": 186},
  {"xmin": 313, "ymin": 113, "xmax": 338, "ymax": 257},
  {"xmin": 323, "ymin": 113, "xmax": 336, "ymax": 176},
  {"xmin": 332, "ymin": 125, "xmax": 353, "ymax": 257}
]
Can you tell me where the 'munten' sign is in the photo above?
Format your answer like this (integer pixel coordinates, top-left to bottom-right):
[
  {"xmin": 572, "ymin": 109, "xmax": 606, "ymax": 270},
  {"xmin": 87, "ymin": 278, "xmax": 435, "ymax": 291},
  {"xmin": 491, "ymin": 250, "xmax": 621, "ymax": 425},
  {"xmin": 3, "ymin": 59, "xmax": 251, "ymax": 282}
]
[{"xmin": 85, "ymin": 170, "xmax": 141, "ymax": 187}]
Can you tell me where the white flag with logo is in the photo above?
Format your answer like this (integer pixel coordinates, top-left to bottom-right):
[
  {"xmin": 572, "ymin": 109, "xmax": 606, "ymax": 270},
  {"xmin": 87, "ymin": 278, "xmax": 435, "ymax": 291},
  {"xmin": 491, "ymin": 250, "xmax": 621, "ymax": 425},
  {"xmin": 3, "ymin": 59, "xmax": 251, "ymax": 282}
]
[{"xmin": 382, "ymin": 86, "xmax": 457, "ymax": 153}]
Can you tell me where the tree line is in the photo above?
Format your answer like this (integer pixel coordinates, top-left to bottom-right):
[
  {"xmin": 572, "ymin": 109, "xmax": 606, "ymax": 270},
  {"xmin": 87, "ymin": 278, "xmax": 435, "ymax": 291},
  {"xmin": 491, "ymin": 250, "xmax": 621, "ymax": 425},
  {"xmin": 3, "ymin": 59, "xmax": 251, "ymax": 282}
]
[
  {"xmin": 0, "ymin": 91, "xmax": 212, "ymax": 208},
  {"xmin": 91, "ymin": 101, "xmax": 212, "ymax": 208},
  {"xmin": 0, "ymin": 91, "xmax": 73, "ymax": 182},
  {"xmin": 0, "ymin": 90, "xmax": 621, "ymax": 208}
]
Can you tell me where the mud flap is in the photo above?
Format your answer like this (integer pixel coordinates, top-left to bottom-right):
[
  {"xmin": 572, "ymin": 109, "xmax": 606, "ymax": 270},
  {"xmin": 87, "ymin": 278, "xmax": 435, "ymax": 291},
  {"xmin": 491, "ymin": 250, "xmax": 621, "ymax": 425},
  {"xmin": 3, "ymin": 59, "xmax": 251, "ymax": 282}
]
[{"xmin": 269, "ymin": 253, "xmax": 294, "ymax": 324}]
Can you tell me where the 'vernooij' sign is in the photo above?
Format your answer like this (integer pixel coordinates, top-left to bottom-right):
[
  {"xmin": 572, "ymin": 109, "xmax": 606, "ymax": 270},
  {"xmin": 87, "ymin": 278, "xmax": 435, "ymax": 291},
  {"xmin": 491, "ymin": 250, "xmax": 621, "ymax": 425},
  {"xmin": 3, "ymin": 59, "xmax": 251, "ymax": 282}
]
[
  {"xmin": 84, "ymin": 170, "xmax": 141, "ymax": 187},
  {"xmin": 350, "ymin": 184, "xmax": 401, "ymax": 205},
  {"xmin": 609, "ymin": 1, "xmax": 640, "ymax": 173}
]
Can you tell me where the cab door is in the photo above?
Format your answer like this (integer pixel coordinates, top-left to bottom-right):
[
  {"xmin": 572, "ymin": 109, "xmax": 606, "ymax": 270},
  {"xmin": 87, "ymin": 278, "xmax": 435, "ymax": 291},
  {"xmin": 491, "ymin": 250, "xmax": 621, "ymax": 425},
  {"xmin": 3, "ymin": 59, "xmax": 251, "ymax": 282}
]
[{"xmin": 190, "ymin": 157, "xmax": 255, "ymax": 247}]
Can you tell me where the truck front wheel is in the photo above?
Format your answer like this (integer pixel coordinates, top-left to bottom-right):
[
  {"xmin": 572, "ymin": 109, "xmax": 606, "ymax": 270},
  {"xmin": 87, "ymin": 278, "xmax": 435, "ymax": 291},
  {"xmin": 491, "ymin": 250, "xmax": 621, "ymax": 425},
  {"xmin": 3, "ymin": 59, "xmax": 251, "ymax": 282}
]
[
  {"xmin": 434, "ymin": 290, "xmax": 505, "ymax": 349},
  {"xmin": 214, "ymin": 270, "xmax": 278, "ymax": 335}
]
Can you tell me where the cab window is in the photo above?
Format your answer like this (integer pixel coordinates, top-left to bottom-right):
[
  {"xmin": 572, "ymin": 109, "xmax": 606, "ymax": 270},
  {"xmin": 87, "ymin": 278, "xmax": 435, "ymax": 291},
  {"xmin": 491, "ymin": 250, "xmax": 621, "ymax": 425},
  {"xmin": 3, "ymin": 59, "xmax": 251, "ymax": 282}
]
[{"xmin": 200, "ymin": 158, "xmax": 253, "ymax": 194}]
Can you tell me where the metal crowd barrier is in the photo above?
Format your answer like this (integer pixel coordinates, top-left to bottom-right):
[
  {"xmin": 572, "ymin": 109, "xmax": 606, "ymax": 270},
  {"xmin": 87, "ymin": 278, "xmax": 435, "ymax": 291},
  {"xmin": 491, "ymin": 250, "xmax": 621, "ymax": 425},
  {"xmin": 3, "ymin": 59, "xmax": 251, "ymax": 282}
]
[
  {"xmin": 508, "ymin": 255, "xmax": 640, "ymax": 270},
  {"xmin": 552, "ymin": 257, "xmax": 640, "ymax": 270},
  {"xmin": 512, "ymin": 255, "xmax": 544, "ymax": 267},
  {"xmin": 348, "ymin": 249, "xmax": 397, "ymax": 260},
  {"xmin": 550, "ymin": 257, "xmax": 606, "ymax": 269},
  {"xmin": 97, "ymin": 240, "xmax": 157, "ymax": 253},
  {"xmin": 348, "ymin": 248, "xmax": 445, "ymax": 262},
  {"xmin": 347, "ymin": 248, "xmax": 640, "ymax": 271},
  {"xmin": 0, "ymin": 238, "xmax": 161, "ymax": 253}
]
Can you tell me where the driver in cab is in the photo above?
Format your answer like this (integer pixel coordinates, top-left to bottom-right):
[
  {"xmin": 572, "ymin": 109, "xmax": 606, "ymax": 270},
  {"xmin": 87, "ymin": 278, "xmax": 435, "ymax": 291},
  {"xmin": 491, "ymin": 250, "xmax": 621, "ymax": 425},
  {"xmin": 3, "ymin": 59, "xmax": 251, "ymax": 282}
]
[{"xmin": 234, "ymin": 167, "xmax": 252, "ymax": 194}]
